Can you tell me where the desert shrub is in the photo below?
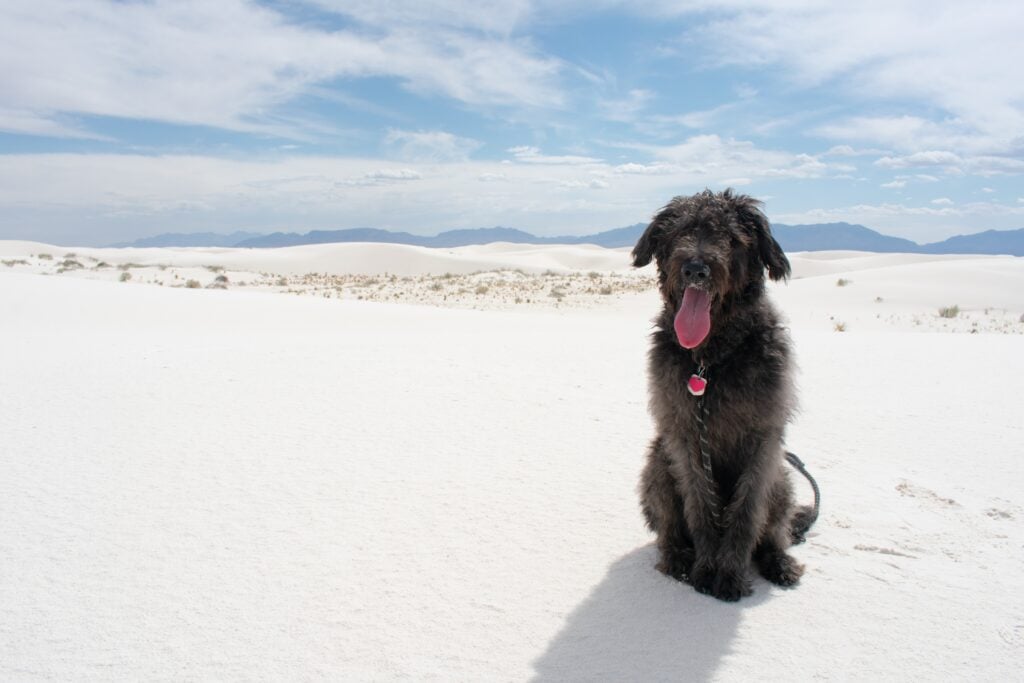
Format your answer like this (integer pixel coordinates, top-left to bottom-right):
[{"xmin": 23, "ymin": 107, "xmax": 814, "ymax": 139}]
[
  {"xmin": 276, "ymin": 277, "xmax": 288, "ymax": 287},
  {"xmin": 588, "ymin": 271, "xmax": 600, "ymax": 279},
  {"xmin": 59, "ymin": 259, "xmax": 84, "ymax": 270},
  {"xmin": 475, "ymin": 285, "xmax": 489, "ymax": 295},
  {"xmin": 205, "ymin": 265, "xmax": 225, "ymax": 273},
  {"xmin": 185, "ymin": 279, "xmax": 201, "ymax": 289},
  {"xmin": 2, "ymin": 259, "xmax": 28, "ymax": 267},
  {"xmin": 37, "ymin": 253, "xmax": 53, "ymax": 260},
  {"xmin": 836, "ymin": 278, "xmax": 851, "ymax": 287},
  {"xmin": 938, "ymin": 305, "xmax": 960, "ymax": 318},
  {"xmin": 833, "ymin": 321, "xmax": 847, "ymax": 332},
  {"xmin": 120, "ymin": 271, "xmax": 132, "ymax": 282},
  {"xmin": 599, "ymin": 285, "xmax": 613, "ymax": 295}
]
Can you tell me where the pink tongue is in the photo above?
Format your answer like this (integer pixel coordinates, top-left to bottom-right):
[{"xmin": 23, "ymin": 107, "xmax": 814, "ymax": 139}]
[{"xmin": 674, "ymin": 288, "xmax": 711, "ymax": 349}]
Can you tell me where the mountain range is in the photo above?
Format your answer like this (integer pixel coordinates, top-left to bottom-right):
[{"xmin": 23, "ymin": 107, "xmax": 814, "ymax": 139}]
[{"xmin": 112, "ymin": 223, "xmax": 1024, "ymax": 256}]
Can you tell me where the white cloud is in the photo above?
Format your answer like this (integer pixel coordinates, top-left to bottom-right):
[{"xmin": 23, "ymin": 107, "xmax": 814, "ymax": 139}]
[
  {"xmin": 824, "ymin": 145, "xmax": 857, "ymax": 157},
  {"xmin": 641, "ymin": 135, "xmax": 832, "ymax": 180},
  {"xmin": 858, "ymin": 144, "xmax": 1023, "ymax": 177},
  {"xmin": 304, "ymin": 0, "xmax": 534, "ymax": 35},
  {"xmin": 875, "ymin": 151, "xmax": 963, "ymax": 169},
  {"xmin": 612, "ymin": 163, "xmax": 678, "ymax": 175},
  {"xmin": 0, "ymin": 107, "xmax": 111, "ymax": 140},
  {"xmin": 599, "ymin": 89, "xmax": 654, "ymax": 123},
  {"xmin": 931, "ymin": 198, "xmax": 954, "ymax": 205},
  {"xmin": 816, "ymin": 116, "xmax": 962, "ymax": 152},
  {"xmin": 877, "ymin": 152, "xmax": 960, "ymax": 168},
  {"xmin": 774, "ymin": 199, "xmax": 1024, "ymax": 241},
  {"xmin": 0, "ymin": 0, "xmax": 565, "ymax": 139},
  {"xmin": 362, "ymin": 169, "xmax": 422, "ymax": 181},
  {"xmin": 5, "ymin": 148, "xmax": 1023, "ymax": 245},
  {"xmin": 557, "ymin": 178, "xmax": 609, "ymax": 189},
  {"xmin": 881, "ymin": 180, "xmax": 906, "ymax": 189},
  {"xmin": 649, "ymin": 103, "xmax": 736, "ymax": 130},
  {"xmin": 385, "ymin": 130, "xmax": 482, "ymax": 161},
  {"xmin": 506, "ymin": 146, "xmax": 602, "ymax": 165},
  {"xmin": 663, "ymin": 1, "xmax": 1024, "ymax": 152}
]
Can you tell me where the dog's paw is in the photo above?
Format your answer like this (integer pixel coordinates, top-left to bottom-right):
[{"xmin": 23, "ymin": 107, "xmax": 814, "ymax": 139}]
[
  {"xmin": 710, "ymin": 568, "xmax": 753, "ymax": 602},
  {"xmin": 759, "ymin": 551, "xmax": 804, "ymax": 587},
  {"xmin": 656, "ymin": 547, "xmax": 695, "ymax": 583},
  {"xmin": 689, "ymin": 560, "xmax": 716, "ymax": 595}
]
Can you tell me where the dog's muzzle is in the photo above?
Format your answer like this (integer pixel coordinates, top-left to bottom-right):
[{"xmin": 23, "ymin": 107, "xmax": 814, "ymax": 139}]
[{"xmin": 682, "ymin": 260, "xmax": 711, "ymax": 287}]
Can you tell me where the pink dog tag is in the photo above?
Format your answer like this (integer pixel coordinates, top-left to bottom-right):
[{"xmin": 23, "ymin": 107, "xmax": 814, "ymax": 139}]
[{"xmin": 687, "ymin": 374, "xmax": 707, "ymax": 396}]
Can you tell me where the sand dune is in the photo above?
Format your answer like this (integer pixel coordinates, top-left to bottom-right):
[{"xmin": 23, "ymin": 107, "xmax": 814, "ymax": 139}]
[
  {"xmin": 1, "ymin": 241, "xmax": 1023, "ymax": 679},
  {"xmin": 0, "ymin": 239, "xmax": 638, "ymax": 276},
  {"xmin": 3, "ymin": 240, "xmax": 1023, "ymax": 330}
]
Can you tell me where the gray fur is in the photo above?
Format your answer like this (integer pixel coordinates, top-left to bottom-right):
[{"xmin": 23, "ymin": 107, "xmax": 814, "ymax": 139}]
[{"xmin": 633, "ymin": 189, "xmax": 809, "ymax": 602}]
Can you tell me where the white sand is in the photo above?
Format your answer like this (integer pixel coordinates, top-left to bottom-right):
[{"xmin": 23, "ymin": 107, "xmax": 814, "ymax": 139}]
[{"xmin": 1, "ymin": 241, "xmax": 1022, "ymax": 680}]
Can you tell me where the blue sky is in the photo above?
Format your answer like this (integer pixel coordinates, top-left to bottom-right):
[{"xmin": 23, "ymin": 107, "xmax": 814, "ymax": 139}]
[{"xmin": 1, "ymin": 0, "xmax": 1022, "ymax": 246}]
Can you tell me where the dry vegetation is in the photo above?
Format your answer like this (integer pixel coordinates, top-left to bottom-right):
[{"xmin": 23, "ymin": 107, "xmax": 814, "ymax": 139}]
[
  {"xmin": 263, "ymin": 268, "xmax": 653, "ymax": 310},
  {"xmin": 4, "ymin": 250, "xmax": 1024, "ymax": 333}
]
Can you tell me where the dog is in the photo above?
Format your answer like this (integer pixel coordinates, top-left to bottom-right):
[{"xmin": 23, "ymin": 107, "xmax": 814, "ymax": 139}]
[{"xmin": 632, "ymin": 189, "xmax": 814, "ymax": 602}]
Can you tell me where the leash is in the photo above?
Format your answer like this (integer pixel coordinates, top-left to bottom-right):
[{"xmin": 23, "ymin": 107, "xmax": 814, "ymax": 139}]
[
  {"xmin": 784, "ymin": 451, "xmax": 820, "ymax": 535},
  {"xmin": 690, "ymin": 363, "xmax": 821, "ymax": 538}
]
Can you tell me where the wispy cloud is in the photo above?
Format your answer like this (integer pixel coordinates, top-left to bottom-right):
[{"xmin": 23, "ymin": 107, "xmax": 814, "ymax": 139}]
[
  {"xmin": 662, "ymin": 1, "xmax": 1024, "ymax": 150},
  {"xmin": 774, "ymin": 199, "xmax": 1024, "ymax": 241},
  {"xmin": 598, "ymin": 89, "xmax": 654, "ymax": 123},
  {"xmin": 385, "ymin": 130, "xmax": 482, "ymax": 162},
  {"xmin": 0, "ymin": 0, "xmax": 565, "ymax": 139},
  {"xmin": 506, "ymin": 146, "xmax": 602, "ymax": 165},
  {"xmin": 640, "ymin": 135, "xmax": 833, "ymax": 180}
]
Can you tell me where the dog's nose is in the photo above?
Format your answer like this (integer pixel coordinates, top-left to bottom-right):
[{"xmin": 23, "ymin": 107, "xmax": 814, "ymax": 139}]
[{"xmin": 683, "ymin": 261, "xmax": 711, "ymax": 283}]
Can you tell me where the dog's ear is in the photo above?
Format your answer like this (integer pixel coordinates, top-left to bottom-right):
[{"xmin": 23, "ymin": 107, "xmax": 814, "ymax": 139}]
[
  {"xmin": 758, "ymin": 224, "xmax": 790, "ymax": 281},
  {"xmin": 632, "ymin": 204, "xmax": 676, "ymax": 268},
  {"xmin": 738, "ymin": 197, "xmax": 790, "ymax": 281}
]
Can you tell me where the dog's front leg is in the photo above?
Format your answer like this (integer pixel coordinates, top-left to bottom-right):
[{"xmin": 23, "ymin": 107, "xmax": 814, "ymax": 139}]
[
  {"xmin": 710, "ymin": 444, "xmax": 779, "ymax": 601},
  {"xmin": 677, "ymin": 461, "xmax": 726, "ymax": 597}
]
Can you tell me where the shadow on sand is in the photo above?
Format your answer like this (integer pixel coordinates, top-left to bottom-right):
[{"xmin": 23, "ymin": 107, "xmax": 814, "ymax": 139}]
[{"xmin": 531, "ymin": 545, "xmax": 769, "ymax": 681}]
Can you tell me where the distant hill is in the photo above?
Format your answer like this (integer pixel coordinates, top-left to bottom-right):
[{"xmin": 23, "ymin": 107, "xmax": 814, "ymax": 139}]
[
  {"xmin": 111, "ymin": 231, "xmax": 264, "ymax": 248},
  {"xmin": 235, "ymin": 228, "xmax": 424, "ymax": 248},
  {"xmin": 225, "ymin": 224, "xmax": 648, "ymax": 249},
  {"xmin": 111, "ymin": 224, "xmax": 1024, "ymax": 256},
  {"xmin": 771, "ymin": 223, "xmax": 921, "ymax": 253},
  {"xmin": 918, "ymin": 228, "xmax": 1024, "ymax": 256}
]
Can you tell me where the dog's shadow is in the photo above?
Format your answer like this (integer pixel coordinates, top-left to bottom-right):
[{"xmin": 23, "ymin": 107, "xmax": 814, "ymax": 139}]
[{"xmin": 531, "ymin": 544, "xmax": 764, "ymax": 681}]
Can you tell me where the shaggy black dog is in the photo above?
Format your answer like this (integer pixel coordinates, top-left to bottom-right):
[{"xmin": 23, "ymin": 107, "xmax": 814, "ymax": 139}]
[{"xmin": 633, "ymin": 189, "xmax": 814, "ymax": 602}]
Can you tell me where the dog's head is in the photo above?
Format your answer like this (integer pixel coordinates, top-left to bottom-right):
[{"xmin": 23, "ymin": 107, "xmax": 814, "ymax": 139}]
[{"xmin": 632, "ymin": 189, "xmax": 790, "ymax": 349}]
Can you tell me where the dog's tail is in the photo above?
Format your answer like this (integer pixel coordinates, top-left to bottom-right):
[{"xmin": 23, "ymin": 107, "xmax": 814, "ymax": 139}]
[{"xmin": 785, "ymin": 451, "xmax": 820, "ymax": 545}]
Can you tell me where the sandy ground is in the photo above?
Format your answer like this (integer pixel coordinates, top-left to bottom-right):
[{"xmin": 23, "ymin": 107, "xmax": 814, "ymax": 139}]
[
  {"xmin": 2, "ymin": 240, "xmax": 1023, "ymax": 332},
  {"xmin": 1, "ymin": 241, "xmax": 1023, "ymax": 680}
]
